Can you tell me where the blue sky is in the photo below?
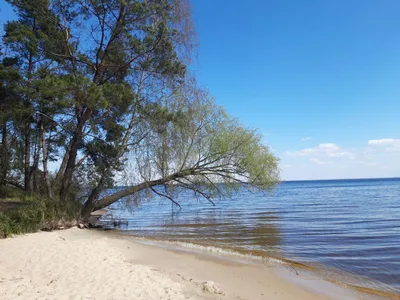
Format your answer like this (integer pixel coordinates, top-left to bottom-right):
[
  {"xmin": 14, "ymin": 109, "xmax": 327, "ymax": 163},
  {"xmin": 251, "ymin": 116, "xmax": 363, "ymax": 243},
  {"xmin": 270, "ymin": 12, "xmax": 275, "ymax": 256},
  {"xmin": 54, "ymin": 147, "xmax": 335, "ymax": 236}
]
[
  {"xmin": 1, "ymin": 0, "xmax": 399, "ymax": 180},
  {"xmin": 190, "ymin": 0, "xmax": 400, "ymax": 180}
]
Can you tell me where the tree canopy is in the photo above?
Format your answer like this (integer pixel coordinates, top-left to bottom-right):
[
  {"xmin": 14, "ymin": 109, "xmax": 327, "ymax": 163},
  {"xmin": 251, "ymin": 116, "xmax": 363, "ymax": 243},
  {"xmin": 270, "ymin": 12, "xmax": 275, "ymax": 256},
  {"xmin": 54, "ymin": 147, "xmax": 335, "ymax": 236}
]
[{"xmin": 0, "ymin": 0, "xmax": 280, "ymax": 223}]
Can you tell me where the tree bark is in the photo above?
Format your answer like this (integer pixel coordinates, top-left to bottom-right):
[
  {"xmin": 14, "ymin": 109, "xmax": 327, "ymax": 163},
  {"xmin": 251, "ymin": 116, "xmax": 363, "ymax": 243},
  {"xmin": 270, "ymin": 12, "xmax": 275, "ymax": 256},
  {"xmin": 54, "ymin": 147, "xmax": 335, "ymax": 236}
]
[
  {"xmin": 56, "ymin": 146, "xmax": 69, "ymax": 181},
  {"xmin": 24, "ymin": 121, "xmax": 31, "ymax": 193},
  {"xmin": 92, "ymin": 169, "xmax": 196, "ymax": 211},
  {"xmin": 80, "ymin": 197, "xmax": 96, "ymax": 223},
  {"xmin": 0, "ymin": 121, "xmax": 8, "ymax": 185},
  {"xmin": 80, "ymin": 176, "xmax": 105, "ymax": 223},
  {"xmin": 24, "ymin": 51, "xmax": 34, "ymax": 193},
  {"xmin": 29, "ymin": 126, "xmax": 41, "ymax": 193},
  {"xmin": 41, "ymin": 121, "xmax": 54, "ymax": 198},
  {"xmin": 59, "ymin": 107, "xmax": 92, "ymax": 201}
]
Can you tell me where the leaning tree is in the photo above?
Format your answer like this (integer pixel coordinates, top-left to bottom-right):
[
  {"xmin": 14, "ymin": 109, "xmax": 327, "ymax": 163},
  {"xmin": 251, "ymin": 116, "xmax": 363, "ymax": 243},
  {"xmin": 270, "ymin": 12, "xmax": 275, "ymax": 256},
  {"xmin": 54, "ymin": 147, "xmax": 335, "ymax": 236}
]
[{"xmin": 1, "ymin": 0, "xmax": 280, "ymax": 222}]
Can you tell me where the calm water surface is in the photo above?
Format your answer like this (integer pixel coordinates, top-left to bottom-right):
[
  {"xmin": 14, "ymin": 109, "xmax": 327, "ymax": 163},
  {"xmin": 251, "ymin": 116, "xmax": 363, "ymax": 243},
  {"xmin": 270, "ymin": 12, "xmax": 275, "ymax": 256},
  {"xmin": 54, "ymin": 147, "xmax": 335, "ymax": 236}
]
[{"xmin": 100, "ymin": 178, "xmax": 400, "ymax": 294}]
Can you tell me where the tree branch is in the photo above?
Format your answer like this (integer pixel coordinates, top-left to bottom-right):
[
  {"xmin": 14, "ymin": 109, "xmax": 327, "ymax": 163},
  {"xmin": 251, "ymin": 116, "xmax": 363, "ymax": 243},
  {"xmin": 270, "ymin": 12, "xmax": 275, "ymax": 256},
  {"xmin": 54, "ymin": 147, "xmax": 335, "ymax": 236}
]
[{"xmin": 150, "ymin": 186, "xmax": 181, "ymax": 209}]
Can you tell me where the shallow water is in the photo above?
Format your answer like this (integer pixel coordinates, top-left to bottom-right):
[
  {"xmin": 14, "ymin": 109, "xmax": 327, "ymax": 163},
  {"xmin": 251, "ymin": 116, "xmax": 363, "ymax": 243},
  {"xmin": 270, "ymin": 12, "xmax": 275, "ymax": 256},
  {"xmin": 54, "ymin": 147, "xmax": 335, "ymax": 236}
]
[{"xmin": 100, "ymin": 178, "xmax": 400, "ymax": 294}]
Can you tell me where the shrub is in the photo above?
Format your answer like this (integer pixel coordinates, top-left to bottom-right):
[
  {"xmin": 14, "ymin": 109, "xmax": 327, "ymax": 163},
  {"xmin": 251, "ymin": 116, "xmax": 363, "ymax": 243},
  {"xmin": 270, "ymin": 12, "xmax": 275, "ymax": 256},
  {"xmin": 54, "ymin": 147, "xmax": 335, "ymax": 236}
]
[
  {"xmin": 0, "ymin": 185, "xmax": 25, "ymax": 200},
  {"xmin": 0, "ymin": 193, "xmax": 81, "ymax": 238}
]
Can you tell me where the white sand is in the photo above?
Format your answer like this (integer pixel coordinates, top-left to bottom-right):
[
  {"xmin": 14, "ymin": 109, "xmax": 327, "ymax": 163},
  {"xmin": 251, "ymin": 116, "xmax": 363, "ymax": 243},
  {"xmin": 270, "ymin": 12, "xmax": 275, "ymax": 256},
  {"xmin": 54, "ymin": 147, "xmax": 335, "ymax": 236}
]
[
  {"xmin": 0, "ymin": 228, "xmax": 361, "ymax": 300},
  {"xmin": 0, "ymin": 229, "xmax": 191, "ymax": 300}
]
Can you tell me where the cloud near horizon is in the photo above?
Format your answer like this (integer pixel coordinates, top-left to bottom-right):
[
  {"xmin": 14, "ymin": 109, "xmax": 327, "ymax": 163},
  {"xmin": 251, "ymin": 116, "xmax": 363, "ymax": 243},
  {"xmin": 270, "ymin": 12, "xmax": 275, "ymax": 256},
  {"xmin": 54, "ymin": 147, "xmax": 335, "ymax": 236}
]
[
  {"xmin": 367, "ymin": 138, "xmax": 400, "ymax": 153},
  {"xmin": 281, "ymin": 139, "xmax": 400, "ymax": 180},
  {"xmin": 285, "ymin": 143, "xmax": 355, "ymax": 159},
  {"xmin": 368, "ymin": 138, "xmax": 400, "ymax": 145}
]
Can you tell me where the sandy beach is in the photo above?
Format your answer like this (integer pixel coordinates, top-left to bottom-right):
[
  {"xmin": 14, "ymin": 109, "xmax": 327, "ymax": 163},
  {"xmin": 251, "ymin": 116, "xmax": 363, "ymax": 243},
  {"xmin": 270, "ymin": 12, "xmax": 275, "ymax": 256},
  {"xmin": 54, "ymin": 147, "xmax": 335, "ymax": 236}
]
[{"xmin": 0, "ymin": 228, "xmax": 365, "ymax": 300}]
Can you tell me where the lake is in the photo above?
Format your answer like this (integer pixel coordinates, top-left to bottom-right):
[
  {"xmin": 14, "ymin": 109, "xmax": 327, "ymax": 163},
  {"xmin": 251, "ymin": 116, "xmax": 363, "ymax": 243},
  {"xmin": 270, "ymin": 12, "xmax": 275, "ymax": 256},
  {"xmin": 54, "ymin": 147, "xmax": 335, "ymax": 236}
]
[{"xmin": 99, "ymin": 178, "xmax": 400, "ymax": 295}]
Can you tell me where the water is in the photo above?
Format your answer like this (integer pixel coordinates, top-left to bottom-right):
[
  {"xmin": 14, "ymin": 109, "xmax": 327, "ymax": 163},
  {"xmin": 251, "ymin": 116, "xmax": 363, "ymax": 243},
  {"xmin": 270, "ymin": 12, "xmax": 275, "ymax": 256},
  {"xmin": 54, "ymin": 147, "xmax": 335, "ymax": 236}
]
[{"xmin": 100, "ymin": 178, "xmax": 400, "ymax": 295}]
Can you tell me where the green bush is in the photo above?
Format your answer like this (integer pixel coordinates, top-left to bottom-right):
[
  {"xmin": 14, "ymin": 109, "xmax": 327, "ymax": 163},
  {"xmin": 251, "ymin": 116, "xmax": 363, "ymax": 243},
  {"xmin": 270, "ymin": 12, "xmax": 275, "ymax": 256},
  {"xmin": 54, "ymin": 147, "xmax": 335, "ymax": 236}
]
[
  {"xmin": 0, "ymin": 203, "xmax": 44, "ymax": 236},
  {"xmin": 0, "ymin": 185, "xmax": 25, "ymax": 200},
  {"xmin": 0, "ymin": 194, "xmax": 81, "ymax": 238}
]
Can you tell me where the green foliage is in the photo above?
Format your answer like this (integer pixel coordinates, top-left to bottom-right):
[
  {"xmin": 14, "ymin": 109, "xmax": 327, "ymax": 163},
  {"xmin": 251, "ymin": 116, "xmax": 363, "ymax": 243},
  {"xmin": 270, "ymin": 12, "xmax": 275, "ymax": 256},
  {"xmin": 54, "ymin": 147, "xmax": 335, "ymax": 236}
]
[
  {"xmin": 0, "ymin": 185, "xmax": 25, "ymax": 200},
  {"xmin": 210, "ymin": 120, "xmax": 280, "ymax": 190},
  {"xmin": 135, "ymin": 84, "xmax": 280, "ymax": 193},
  {"xmin": 1, "ymin": 0, "xmax": 280, "ymax": 219},
  {"xmin": 0, "ymin": 193, "xmax": 81, "ymax": 237},
  {"xmin": 0, "ymin": 202, "xmax": 44, "ymax": 237}
]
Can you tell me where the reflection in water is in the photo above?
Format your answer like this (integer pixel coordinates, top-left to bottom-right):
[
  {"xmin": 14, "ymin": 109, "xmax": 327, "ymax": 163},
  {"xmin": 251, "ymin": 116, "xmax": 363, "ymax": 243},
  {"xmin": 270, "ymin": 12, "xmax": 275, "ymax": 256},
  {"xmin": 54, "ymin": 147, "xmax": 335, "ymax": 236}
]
[
  {"xmin": 99, "ymin": 178, "xmax": 400, "ymax": 295},
  {"xmin": 103, "ymin": 202, "xmax": 282, "ymax": 253},
  {"xmin": 157, "ymin": 211, "xmax": 281, "ymax": 252}
]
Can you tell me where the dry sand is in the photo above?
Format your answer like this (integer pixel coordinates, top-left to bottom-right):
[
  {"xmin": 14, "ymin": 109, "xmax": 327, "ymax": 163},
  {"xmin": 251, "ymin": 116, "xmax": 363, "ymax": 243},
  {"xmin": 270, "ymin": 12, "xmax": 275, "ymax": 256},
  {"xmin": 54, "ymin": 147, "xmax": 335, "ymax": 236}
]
[{"xmin": 0, "ymin": 228, "xmax": 363, "ymax": 300}]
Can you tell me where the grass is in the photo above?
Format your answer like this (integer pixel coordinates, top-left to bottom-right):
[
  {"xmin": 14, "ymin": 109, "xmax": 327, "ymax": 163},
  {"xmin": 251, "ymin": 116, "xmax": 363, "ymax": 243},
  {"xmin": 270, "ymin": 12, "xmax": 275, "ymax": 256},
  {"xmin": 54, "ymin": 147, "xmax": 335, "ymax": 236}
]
[
  {"xmin": 0, "ymin": 186, "xmax": 81, "ymax": 238},
  {"xmin": 0, "ymin": 185, "xmax": 25, "ymax": 202}
]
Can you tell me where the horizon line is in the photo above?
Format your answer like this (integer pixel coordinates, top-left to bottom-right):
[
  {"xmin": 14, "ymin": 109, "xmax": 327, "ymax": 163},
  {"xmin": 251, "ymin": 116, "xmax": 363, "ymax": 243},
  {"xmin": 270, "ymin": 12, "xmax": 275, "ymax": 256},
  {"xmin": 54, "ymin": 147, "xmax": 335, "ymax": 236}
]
[{"xmin": 283, "ymin": 177, "xmax": 400, "ymax": 182}]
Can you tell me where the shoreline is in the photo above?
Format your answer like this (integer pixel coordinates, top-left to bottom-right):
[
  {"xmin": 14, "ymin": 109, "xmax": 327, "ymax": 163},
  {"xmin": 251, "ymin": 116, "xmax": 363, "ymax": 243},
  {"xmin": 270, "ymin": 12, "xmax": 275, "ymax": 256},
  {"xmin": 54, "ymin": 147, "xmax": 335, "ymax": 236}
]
[
  {"xmin": 108, "ymin": 231, "xmax": 400, "ymax": 300},
  {"xmin": 1, "ymin": 228, "xmax": 392, "ymax": 300},
  {"xmin": 109, "ymin": 231, "xmax": 399, "ymax": 300}
]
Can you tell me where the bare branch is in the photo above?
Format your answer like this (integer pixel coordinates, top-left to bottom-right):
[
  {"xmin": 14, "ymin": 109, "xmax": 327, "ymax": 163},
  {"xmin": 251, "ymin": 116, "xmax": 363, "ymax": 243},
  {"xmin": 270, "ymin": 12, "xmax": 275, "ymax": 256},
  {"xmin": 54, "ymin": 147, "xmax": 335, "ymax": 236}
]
[{"xmin": 150, "ymin": 186, "xmax": 182, "ymax": 209}]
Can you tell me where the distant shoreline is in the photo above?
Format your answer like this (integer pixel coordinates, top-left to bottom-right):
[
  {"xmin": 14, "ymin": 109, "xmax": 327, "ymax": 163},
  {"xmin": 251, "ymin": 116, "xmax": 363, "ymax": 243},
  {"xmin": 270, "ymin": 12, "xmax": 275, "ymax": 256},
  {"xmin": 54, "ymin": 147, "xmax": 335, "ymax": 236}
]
[
  {"xmin": 283, "ymin": 177, "xmax": 400, "ymax": 183},
  {"xmin": 112, "ymin": 177, "xmax": 400, "ymax": 188}
]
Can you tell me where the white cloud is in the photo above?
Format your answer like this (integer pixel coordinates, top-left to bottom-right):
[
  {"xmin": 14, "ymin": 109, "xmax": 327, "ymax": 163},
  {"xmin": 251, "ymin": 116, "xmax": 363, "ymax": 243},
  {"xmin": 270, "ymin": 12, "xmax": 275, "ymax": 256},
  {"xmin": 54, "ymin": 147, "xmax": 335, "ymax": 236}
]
[
  {"xmin": 281, "ymin": 139, "xmax": 400, "ymax": 180},
  {"xmin": 286, "ymin": 143, "xmax": 355, "ymax": 159},
  {"xmin": 368, "ymin": 138, "xmax": 400, "ymax": 145},
  {"xmin": 367, "ymin": 138, "xmax": 400, "ymax": 153},
  {"xmin": 309, "ymin": 158, "xmax": 331, "ymax": 165},
  {"xmin": 301, "ymin": 137, "xmax": 312, "ymax": 141}
]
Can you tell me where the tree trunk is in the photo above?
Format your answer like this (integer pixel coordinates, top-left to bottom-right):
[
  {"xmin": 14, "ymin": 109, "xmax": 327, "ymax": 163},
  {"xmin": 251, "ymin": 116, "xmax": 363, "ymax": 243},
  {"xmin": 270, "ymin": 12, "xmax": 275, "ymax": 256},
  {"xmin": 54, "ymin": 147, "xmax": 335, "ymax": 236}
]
[
  {"xmin": 56, "ymin": 146, "xmax": 69, "ymax": 181},
  {"xmin": 59, "ymin": 107, "xmax": 92, "ymax": 201},
  {"xmin": 80, "ymin": 201, "xmax": 95, "ymax": 224},
  {"xmin": 41, "ymin": 121, "xmax": 54, "ymax": 198},
  {"xmin": 29, "ymin": 128, "xmax": 41, "ymax": 193},
  {"xmin": 24, "ymin": 121, "xmax": 31, "ymax": 193},
  {"xmin": 0, "ymin": 121, "xmax": 8, "ymax": 185},
  {"xmin": 80, "ymin": 171, "xmax": 113, "ymax": 222},
  {"xmin": 81, "ymin": 176, "xmax": 105, "ymax": 223},
  {"xmin": 24, "ymin": 51, "xmax": 34, "ymax": 193},
  {"xmin": 92, "ymin": 169, "xmax": 196, "ymax": 211}
]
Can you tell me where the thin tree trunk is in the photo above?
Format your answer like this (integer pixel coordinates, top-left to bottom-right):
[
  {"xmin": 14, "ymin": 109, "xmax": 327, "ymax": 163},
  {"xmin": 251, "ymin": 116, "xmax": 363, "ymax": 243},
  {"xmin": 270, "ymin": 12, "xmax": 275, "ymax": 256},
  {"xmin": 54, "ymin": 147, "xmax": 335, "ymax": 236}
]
[
  {"xmin": 0, "ymin": 121, "xmax": 8, "ymax": 185},
  {"xmin": 24, "ymin": 51, "xmax": 34, "ymax": 193},
  {"xmin": 24, "ymin": 121, "xmax": 31, "ymax": 193},
  {"xmin": 56, "ymin": 146, "xmax": 69, "ymax": 181},
  {"xmin": 41, "ymin": 121, "xmax": 54, "ymax": 198},
  {"xmin": 29, "ymin": 128, "xmax": 41, "ymax": 193}
]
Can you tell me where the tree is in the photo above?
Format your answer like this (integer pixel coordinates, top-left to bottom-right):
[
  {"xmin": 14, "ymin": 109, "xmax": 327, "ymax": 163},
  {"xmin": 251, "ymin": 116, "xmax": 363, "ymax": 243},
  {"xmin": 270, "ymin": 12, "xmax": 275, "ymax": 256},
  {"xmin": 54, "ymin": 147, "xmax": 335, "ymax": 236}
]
[
  {"xmin": 1, "ymin": 0, "xmax": 280, "ymax": 224},
  {"xmin": 3, "ymin": 0, "xmax": 64, "ymax": 193},
  {"xmin": 81, "ymin": 80, "xmax": 280, "ymax": 220},
  {"xmin": 0, "ymin": 57, "xmax": 21, "ymax": 185}
]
